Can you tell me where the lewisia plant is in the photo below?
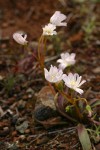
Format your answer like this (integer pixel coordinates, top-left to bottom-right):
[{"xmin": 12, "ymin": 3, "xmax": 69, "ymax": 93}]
[
  {"xmin": 12, "ymin": 11, "xmax": 89, "ymax": 121},
  {"xmin": 12, "ymin": 11, "xmax": 100, "ymax": 149},
  {"xmin": 12, "ymin": 11, "xmax": 91, "ymax": 122}
]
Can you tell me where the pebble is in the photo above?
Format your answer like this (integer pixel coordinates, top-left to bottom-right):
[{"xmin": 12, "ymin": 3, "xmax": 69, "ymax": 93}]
[
  {"xmin": 18, "ymin": 100, "xmax": 26, "ymax": 110},
  {"xmin": 26, "ymin": 88, "xmax": 34, "ymax": 94},
  {"xmin": 93, "ymin": 67, "xmax": 100, "ymax": 74},
  {"xmin": 3, "ymin": 126, "xmax": 9, "ymax": 131},
  {"xmin": 19, "ymin": 135, "xmax": 26, "ymax": 141},
  {"xmin": 25, "ymin": 129, "xmax": 30, "ymax": 134},
  {"xmin": 0, "ymin": 75, "xmax": 4, "ymax": 80},
  {"xmin": 28, "ymin": 94, "xmax": 32, "ymax": 98},
  {"xmin": 2, "ymin": 22, "xmax": 8, "ymax": 28}
]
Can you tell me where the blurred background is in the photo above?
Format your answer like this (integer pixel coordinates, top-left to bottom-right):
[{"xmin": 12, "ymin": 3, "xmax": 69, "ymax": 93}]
[
  {"xmin": 0, "ymin": 0, "xmax": 99, "ymax": 43},
  {"xmin": 0, "ymin": 0, "xmax": 100, "ymax": 74}
]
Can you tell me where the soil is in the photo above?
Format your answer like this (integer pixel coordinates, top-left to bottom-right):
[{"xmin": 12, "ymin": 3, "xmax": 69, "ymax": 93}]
[
  {"xmin": 0, "ymin": 0, "xmax": 59, "ymax": 39},
  {"xmin": 0, "ymin": 0, "xmax": 100, "ymax": 150}
]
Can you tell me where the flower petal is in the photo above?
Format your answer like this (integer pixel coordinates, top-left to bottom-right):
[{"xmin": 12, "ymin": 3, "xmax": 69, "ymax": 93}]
[
  {"xmin": 78, "ymin": 80, "xmax": 86, "ymax": 87},
  {"xmin": 75, "ymin": 88, "xmax": 84, "ymax": 94}
]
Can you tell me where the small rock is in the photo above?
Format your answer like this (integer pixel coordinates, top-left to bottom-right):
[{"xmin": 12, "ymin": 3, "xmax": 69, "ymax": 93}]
[
  {"xmin": 25, "ymin": 129, "xmax": 30, "ymax": 134},
  {"xmin": 34, "ymin": 104, "xmax": 58, "ymax": 121},
  {"xmin": 18, "ymin": 100, "xmax": 26, "ymax": 110},
  {"xmin": 93, "ymin": 67, "xmax": 100, "ymax": 73},
  {"xmin": 26, "ymin": 88, "xmax": 34, "ymax": 94},
  {"xmin": 3, "ymin": 126, "xmax": 9, "ymax": 131},
  {"xmin": 95, "ymin": 40, "xmax": 100, "ymax": 45},
  {"xmin": 37, "ymin": 86, "xmax": 56, "ymax": 110},
  {"xmin": 2, "ymin": 22, "xmax": 8, "ymax": 28},
  {"xmin": 28, "ymin": 94, "xmax": 32, "ymax": 98},
  {"xmin": 15, "ymin": 121, "xmax": 29, "ymax": 133},
  {"xmin": 19, "ymin": 135, "xmax": 26, "ymax": 141},
  {"xmin": 33, "ymin": 86, "xmax": 60, "ymax": 128},
  {"xmin": 0, "ymin": 126, "xmax": 10, "ymax": 136}
]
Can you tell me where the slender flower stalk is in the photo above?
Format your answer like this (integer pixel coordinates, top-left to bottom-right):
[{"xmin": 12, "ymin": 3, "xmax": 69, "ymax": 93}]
[
  {"xmin": 47, "ymin": 81, "xmax": 56, "ymax": 95},
  {"xmin": 37, "ymin": 35, "xmax": 48, "ymax": 74},
  {"xmin": 37, "ymin": 35, "xmax": 44, "ymax": 60}
]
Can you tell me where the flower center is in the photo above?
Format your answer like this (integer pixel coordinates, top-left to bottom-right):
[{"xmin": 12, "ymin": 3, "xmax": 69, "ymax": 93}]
[
  {"xmin": 50, "ymin": 72, "xmax": 57, "ymax": 81},
  {"xmin": 70, "ymin": 81, "xmax": 76, "ymax": 86},
  {"xmin": 46, "ymin": 29, "xmax": 52, "ymax": 34}
]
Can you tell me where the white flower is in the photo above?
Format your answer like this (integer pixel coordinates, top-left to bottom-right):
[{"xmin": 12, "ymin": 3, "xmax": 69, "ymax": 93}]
[
  {"xmin": 57, "ymin": 52, "xmax": 76, "ymax": 70},
  {"xmin": 63, "ymin": 73, "xmax": 86, "ymax": 94},
  {"xmin": 13, "ymin": 32, "xmax": 28, "ymax": 45},
  {"xmin": 44, "ymin": 65, "xmax": 63, "ymax": 83},
  {"xmin": 50, "ymin": 11, "xmax": 67, "ymax": 27},
  {"xmin": 42, "ymin": 23, "xmax": 57, "ymax": 36}
]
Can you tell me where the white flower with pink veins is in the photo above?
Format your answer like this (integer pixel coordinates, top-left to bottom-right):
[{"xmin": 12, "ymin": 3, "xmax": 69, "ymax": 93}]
[
  {"xmin": 13, "ymin": 32, "xmax": 28, "ymax": 45},
  {"xmin": 57, "ymin": 52, "xmax": 76, "ymax": 70},
  {"xmin": 63, "ymin": 73, "xmax": 86, "ymax": 94},
  {"xmin": 44, "ymin": 65, "xmax": 63, "ymax": 83},
  {"xmin": 42, "ymin": 23, "xmax": 57, "ymax": 36},
  {"xmin": 50, "ymin": 11, "xmax": 67, "ymax": 27}
]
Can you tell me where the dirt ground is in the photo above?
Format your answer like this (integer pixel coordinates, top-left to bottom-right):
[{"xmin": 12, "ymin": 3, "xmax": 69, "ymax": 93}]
[
  {"xmin": 0, "ymin": 0, "xmax": 60, "ymax": 39},
  {"xmin": 0, "ymin": 0, "xmax": 100, "ymax": 150}
]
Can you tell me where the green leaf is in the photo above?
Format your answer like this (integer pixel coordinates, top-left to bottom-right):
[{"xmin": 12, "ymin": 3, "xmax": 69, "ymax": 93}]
[
  {"xmin": 86, "ymin": 105, "xmax": 92, "ymax": 112},
  {"xmin": 91, "ymin": 100, "xmax": 100, "ymax": 108},
  {"xmin": 77, "ymin": 124, "xmax": 92, "ymax": 150}
]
